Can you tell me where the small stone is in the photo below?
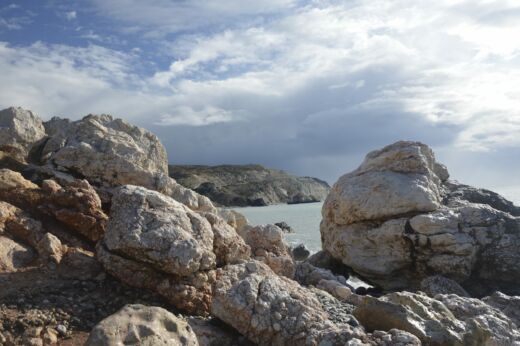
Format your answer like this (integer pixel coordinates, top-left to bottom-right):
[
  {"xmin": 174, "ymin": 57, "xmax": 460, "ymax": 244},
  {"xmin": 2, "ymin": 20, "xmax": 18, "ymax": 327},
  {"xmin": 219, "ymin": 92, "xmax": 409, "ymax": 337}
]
[{"xmin": 56, "ymin": 324, "xmax": 67, "ymax": 336}]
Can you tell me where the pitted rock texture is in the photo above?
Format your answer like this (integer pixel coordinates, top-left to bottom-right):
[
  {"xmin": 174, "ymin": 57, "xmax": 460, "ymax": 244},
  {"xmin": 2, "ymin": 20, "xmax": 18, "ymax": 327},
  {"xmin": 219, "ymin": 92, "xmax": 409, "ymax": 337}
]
[
  {"xmin": 354, "ymin": 291, "xmax": 520, "ymax": 346},
  {"xmin": 40, "ymin": 114, "xmax": 168, "ymax": 190},
  {"xmin": 321, "ymin": 141, "xmax": 520, "ymax": 294},
  {"xmin": 0, "ymin": 107, "xmax": 46, "ymax": 162},
  {"xmin": 98, "ymin": 185, "xmax": 249, "ymax": 315},
  {"xmin": 104, "ymin": 185, "xmax": 249, "ymax": 277},
  {"xmin": 238, "ymin": 224, "xmax": 295, "ymax": 278},
  {"xmin": 0, "ymin": 172, "xmax": 107, "ymax": 243},
  {"xmin": 211, "ymin": 260, "xmax": 370, "ymax": 346},
  {"xmin": 85, "ymin": 304, "xmax": 199, "ymax": 346}
]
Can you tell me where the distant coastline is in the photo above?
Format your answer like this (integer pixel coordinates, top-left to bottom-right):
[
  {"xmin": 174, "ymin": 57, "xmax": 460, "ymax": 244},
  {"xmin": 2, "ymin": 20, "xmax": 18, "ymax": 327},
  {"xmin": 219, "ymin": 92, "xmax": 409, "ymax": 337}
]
[{"xmin": 169, "ymin": 164, "xmax": 330, "ymax": 207}]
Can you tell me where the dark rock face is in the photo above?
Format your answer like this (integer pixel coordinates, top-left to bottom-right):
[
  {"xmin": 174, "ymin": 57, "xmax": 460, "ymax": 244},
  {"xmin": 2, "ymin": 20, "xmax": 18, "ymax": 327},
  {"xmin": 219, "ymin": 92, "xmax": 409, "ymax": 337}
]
[
  {"xmin": 292, "ymin": 244, "xmax": 311, "ymax": 261},
  {"xmin": 169, "ymin": 164, "xmax": 330, "ymax": 206}
]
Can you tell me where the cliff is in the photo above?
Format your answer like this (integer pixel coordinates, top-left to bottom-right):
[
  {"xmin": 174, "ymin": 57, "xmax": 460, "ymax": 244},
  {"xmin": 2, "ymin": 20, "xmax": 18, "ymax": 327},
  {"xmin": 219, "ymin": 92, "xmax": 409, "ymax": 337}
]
[{"xmin": 169, "ymin": 164, "xmax": 330, "ymax": 206}]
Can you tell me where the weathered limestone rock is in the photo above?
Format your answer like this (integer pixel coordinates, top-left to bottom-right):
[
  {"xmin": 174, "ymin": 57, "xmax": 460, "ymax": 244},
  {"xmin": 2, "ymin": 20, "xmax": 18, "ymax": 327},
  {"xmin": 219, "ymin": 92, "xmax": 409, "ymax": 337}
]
[
  {"xmin": 96, "ymin": 243, "xmax": 214, "ymax": 315},
  {"xmin": 238, "ymin": 224, "xmax": 295, "ymax": 278},
  {"xmin": 0, "ymin": 107, "xmax": 45, "ymax": 162},
  {"xmin": 482, "ymin": 292, "xmax": 520, "ymax": 327},
  {"xmin": 420, "ymin": 276, "xmax": 469, "ymax": 297},
  {"xmin": 0, "ymin": 169, "xmax": 38, "ymax": 190},
  {"xmin": 295, "ymin": 262, "xmax": 353, "ymax": 301},
  {"xmin": 0, "ymin": 235, "xmax": 36, "ymax": 272},
  {"xmin": 354, "ymin": 291, "xmax": 520, "ymax": 346},
  {"xmin": 86, "ymin": 304, "xmax": 199, "ymax": 346},
  {"xmin": 0, "ymin": 174, "xmax": 107, "ymax": 242},
  {"xmin": 211, "ymin": 260, "xmax": 369, "ymax": 346},
  {"xmin": 321, "ymin": 141, "xmax": 520, "ymax": 294},
  {"xmin": 105, "ymin": 185, "xmax": 238, "ymax": 276},
  {"xmin": 41, "ymin": 114, "xmax": 168, "ymax": 190},
  {"xmin": 98, "ymin": 185, "xmax": 248, "ymax": 315}
]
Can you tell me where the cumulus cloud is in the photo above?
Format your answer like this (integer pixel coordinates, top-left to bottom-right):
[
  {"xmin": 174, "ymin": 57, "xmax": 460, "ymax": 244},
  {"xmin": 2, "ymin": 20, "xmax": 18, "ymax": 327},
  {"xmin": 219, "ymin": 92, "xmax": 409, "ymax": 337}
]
[{"xmin": 1, "ymin": 0, "xmax": 519, "ymax": 192}]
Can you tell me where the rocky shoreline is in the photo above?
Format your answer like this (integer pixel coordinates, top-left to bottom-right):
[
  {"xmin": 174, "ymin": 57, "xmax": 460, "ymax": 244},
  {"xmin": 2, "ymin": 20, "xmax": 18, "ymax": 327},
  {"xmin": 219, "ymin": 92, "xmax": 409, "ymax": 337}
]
[
  {"xmin": 169, "ymin": 164, "xmax": 330, "ymax": 207},
  {"xmin": 0, "ymin": 106, "xmax": 519, "ymax": 345}
]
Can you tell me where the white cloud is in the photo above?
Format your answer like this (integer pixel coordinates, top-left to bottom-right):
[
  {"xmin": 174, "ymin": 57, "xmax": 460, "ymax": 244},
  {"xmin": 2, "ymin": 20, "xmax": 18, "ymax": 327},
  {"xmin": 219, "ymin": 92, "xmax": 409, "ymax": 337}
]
[
  {"xmin": 65, "ymin": 11, "xmax": 77, "ymax": 21},
  {"xmin": 1, "ymin": 0, "xmax": 520, "ymax": 185}
]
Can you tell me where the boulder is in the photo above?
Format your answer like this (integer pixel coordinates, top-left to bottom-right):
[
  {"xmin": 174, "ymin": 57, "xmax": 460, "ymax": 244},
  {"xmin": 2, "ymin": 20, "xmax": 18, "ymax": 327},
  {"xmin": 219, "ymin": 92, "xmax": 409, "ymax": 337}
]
[
  {"xmin": 321, "ymin": 141, "xmax": 520, "ymax": 294},
  {"xmin": 98, "ymin": 185, "xmax": 249, "ymax": 315},
  {"xmin": 291, "ymin": 244, "xmax": 310, "ymax": 261},
  {"xmin": 86, "ymin": 304, "xmax": 199, "ymax": 346},
  {"xmin": 104, "ymin": 185, "xmax": 249, "ymax": 276},
  {"xmin": 354, "ymin": 291, "xmax": 520, "ymax": 345},
  {"xmin": 238, "ymin": 224, "xmax": 295, "ymax": 278},
  {"xmin": 211, "ymin": 260, "xmax": 369, "ymax": 345},
  {"xmin": 420, "ymin": 276, "xmax": 469, "ymax": 297},
  {"xmin": 41, "ymin": 114, "xmax": 168, "ymax": 190},
  {"xmin": 0, "ymin": 174, "xmax": 108, "ymax": 242},
  {"xmin": 0, "ymin": 169, "xmax": 38, "ymax": 190},
  {"xmin": 0, "ymin": 235, "xmax": 36, "ymax": 272},
  {"xmin": 0, "ymin": 107, "xmax": 45, "ymax": 162}
]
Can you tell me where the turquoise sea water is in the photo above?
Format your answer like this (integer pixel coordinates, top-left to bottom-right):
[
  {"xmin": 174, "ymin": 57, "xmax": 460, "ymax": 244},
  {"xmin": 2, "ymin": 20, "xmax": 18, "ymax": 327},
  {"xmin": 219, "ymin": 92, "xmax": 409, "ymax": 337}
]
[
  {"xmin": 233, "ymin": 202, "xmax": 323, "ymax": 253},
  {"xmin": 234, "ymin": 187, "xmax": 520, "ymax": 254}
]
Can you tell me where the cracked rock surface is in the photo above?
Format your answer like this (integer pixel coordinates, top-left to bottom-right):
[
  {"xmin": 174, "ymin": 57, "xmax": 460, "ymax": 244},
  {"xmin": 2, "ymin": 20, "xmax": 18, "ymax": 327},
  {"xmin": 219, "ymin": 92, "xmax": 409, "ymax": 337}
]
[{"xmin": 321, "ymin": 141, "xmax": 520, "ymax": 295}]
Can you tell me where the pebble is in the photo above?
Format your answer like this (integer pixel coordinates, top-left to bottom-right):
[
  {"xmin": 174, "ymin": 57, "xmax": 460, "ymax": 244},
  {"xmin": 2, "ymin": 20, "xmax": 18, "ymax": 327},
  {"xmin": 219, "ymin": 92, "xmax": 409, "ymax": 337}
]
[{"xmin": 56, "ymin": 324, "xmax": 67, "ymax": 336}]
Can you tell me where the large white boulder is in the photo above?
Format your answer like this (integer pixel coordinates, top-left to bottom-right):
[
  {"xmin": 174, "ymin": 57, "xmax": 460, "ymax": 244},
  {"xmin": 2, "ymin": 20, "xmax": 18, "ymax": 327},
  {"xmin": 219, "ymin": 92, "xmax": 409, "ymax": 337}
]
[
  {"xmin": 0, "ymin": 107, "xmax": 46, "ymax": 161},
  {"xmin": 321, "ymin": 141, "xmax": 520, "ymax": 294}
]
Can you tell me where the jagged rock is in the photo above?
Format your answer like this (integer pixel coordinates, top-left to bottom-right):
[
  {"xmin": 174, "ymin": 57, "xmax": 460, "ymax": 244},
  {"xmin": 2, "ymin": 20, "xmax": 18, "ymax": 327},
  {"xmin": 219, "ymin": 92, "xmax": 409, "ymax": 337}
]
[
  {"xmin": 482, "ymin": 292, "xmax": 520, "ymax": 326},
  {"xmin": 291, "ymin": 244, "xmax": 310, "ymax": 261},
  {"xmin": 0, "ymin": 235, "xmax": 36, "ymax": 272},
  {"xmin": 321, "ymin": 141, "xmax": 520, "ymax": 294},
  {"xmin": 211, "ymin": 260, "xmax": 369, "ymax": 345},
  {"xmin": 275, "ymin": 222, "xmax": 294, "ymax": 233},
  {"xmin": 420, "ymin": 276, "xmax": 469, "ymax": 297},
  {"xmin": 86, "ymin": 304, "xmax": 199, "ymax": 346},
  {"xmin": 295, "ymin": 262, "xmax": 353, "ymax": 301},
  {"xmin": 0, "ymin": 174, "xmax": 108, "ymax": 242},
  {"xmin": 238, "ymin": 224, "xmax": 295, "ymax": 278},
  {"xmin": 104, "ymin": 185, "xmax": 249, "ymax": 276},
  {"xmin": 96, "ymin": 243, "xmax": 214, "ymax": 315},
  {"xmin": 41, "ymin": 114, "xmax": 168, "ymax": 190},
  {"xmin": 98, "ymin": 185, "xmax": 248, "ymax": 315},
  {"xmin": 0, "ymin": 107, "xmax": 46, "ymax": 162},
  {"xmin": 0, "ymin": 169, "xmax": 38, "ymax": 190},
  {"xmin": 36, "ymin": 232, "xmax": 64, "ymax": 264},
  {"xmin": 169, "ymin": 164, "xmax": 330, "ymax": 206},
  {"xmin": 354, "ymin": 291, "xmax": 520, "ymax": 345}
]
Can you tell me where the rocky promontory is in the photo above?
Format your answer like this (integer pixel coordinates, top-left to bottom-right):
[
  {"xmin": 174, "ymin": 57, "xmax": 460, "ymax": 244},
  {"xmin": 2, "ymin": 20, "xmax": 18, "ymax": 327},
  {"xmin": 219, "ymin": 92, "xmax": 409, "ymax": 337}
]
[
  {"xmin": 0, "ymin": 106, "xmax": 519, "ymax": 345},
  {"xmin": 169, "ymin": 164, "xmax": 330, "ymax": 206}
]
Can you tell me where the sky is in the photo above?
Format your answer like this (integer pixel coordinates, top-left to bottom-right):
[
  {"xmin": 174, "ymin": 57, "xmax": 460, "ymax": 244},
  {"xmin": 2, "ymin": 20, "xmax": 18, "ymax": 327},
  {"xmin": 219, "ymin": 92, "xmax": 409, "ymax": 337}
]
[{"xmin": 0, "ymin": 0, "xmax": 519, "ymax": 201}]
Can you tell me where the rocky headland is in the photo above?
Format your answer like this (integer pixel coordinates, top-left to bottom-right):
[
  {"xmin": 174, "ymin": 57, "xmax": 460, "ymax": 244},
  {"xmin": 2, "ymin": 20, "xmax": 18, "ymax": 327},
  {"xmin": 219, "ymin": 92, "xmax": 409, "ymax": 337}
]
[
  {"xmin": 0, "ymin": 106, "xmax": 519, "ymax": 345},
  {"xmin": 169, "ymin": 164, "xmax": 330, "ymax": 206}
]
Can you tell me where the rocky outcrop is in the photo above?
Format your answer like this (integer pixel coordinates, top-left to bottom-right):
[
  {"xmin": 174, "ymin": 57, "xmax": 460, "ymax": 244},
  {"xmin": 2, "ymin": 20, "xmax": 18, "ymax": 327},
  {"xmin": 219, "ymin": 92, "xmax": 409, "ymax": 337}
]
[
  {"xmin": 213, "ymin": 260, "xmax": 358, "ymax": 345},
  {"xmin": 170, "ymin": 164, "xmax": 330, "ymax": 206},
  {"xmin": 98, "ymin": 185, "xmax": 250, "ymax": 315},
  {"xmin": 321, "ymin": 141, "xmax": 520, "ymax": 295},
  {"xmin": 86, "ymin": 304, "xmax": 199, "ymax": 346},
  {"xmin": 354, "ymin": 291, "xmax": 520, "ymax": 345},
  {"xmin": 237, "ymin": 224, "xmax": 295, "ymax": 278},
  {"xmin": 0, "ymin": 107, "xmax": 46, "ymax": 163},
  {"xmin": 420, "ymin": 275, "xmax": 469, "ymax": 297},
  {"xmin": 40, "ymin": 114, "xmax": 168, "ymax": 190}
]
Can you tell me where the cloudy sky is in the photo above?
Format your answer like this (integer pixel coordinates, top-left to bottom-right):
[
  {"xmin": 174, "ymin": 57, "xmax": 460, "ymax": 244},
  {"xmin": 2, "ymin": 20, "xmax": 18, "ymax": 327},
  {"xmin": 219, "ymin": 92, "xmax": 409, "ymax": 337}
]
[{"xmin": 1, "ymin": 1, "xmax": 519, "ymax": 200}]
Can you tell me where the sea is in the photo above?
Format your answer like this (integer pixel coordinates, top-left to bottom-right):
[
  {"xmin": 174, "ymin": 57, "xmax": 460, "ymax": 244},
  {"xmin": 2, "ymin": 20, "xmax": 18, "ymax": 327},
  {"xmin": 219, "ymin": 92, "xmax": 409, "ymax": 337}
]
[
  {"xmin": 233, "ymin": 202, "xmax": 324, "ymax": 253},
  {"xmin": 233, "ymin": 187, "xmax": 520, "ymax": 255}
]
